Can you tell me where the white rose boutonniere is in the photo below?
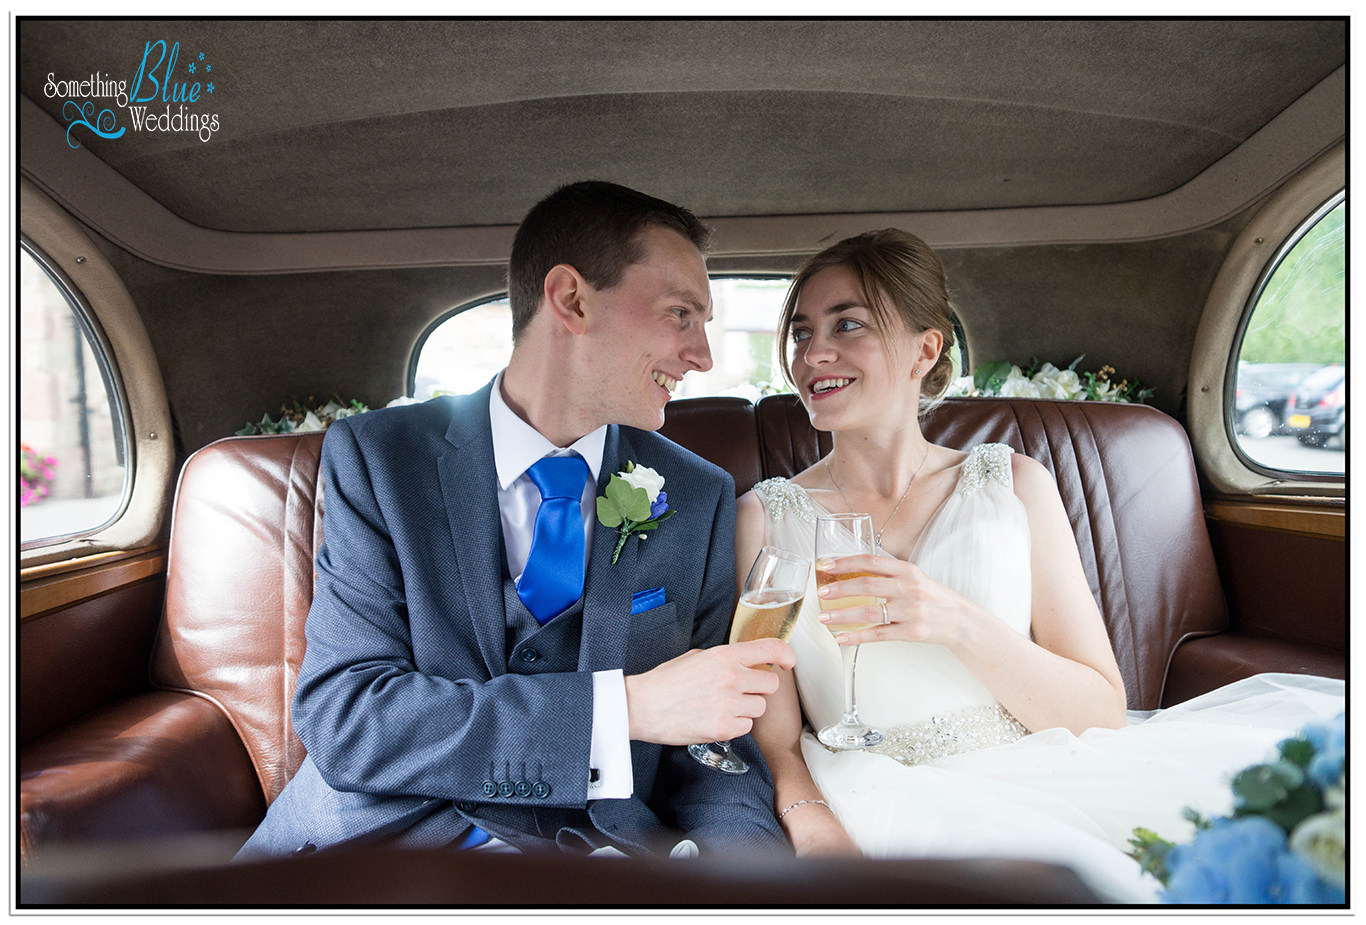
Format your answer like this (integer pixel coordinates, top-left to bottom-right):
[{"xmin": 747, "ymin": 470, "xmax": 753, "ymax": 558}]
[{"xmin": 596, "ymin": 461, "xmax": 675, "ymax": 564}]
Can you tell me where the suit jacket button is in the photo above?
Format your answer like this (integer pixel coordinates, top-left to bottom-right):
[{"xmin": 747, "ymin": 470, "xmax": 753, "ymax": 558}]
[
  {"xmin": 481, "ymin": 780, "xmax": 497, "ymax": 797},
  {"xmin": 515, "ymin": 781, "xmax": 532, "ymax": 797},
  {"xmin": 294, "ymin": 842, "xmax": 317, "ymax": 854},
  {"xmin": 498, "ymin": 781, "xmax": 515, "ymax": 797},
  {"xmin": 519, "ymin": 647, "xmax": 540, "ymax": 663},
  {"xmin": 532, "ymin": 781, "xmax": 551, "ymax": 799},
  {"xmin": 457, "ymin": 801, "xmax": 478, "ymax": 813}
]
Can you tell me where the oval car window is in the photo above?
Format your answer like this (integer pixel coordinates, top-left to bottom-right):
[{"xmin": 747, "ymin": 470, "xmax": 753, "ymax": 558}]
[
  {"xmin": 414, "ymin": 277, "xmax": 797, "ymax": 402},
  {"xmin": 1231, "ymin": 198, "xmax": 1344, "ymax": 476},
  {"xmin": 20, "ymin": 245, "xmax": 131, "ymax": 545}
]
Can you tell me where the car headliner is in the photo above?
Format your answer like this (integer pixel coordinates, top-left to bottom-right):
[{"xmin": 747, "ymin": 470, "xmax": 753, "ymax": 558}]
[{"xmin": 19, "ymin": 19, "xmax": 1346, "ymax": 234}]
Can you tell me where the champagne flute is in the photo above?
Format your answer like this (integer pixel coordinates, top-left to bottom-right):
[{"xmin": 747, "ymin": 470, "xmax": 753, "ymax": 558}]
[
  {"xmin": 815, "ymin": 512, "xmax": 885, "ymax": 750},
  {"xmin": 688, "ymin": 545, "xmax": 811, "ymax": 774}
]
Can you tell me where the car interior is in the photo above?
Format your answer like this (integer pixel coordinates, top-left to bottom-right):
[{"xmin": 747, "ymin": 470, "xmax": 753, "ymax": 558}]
[{"xmin": 17, "ymin": 19, "xmax": 1346, "ymax": 906}]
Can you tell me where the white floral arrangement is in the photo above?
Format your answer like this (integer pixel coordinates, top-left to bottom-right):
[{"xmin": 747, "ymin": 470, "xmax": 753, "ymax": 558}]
[
  {"xmin": 236, "ymin": 398, "xmax": 371, "ymax": 436},
  {"xmin": 947, "ymin": 357, "xmax": 1154, "ymax": 404}
]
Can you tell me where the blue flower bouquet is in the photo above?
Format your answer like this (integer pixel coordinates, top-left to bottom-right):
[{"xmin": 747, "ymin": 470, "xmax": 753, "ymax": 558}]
[{"xmin": 1130, "ymin": 711, "xmax": 1345, "ymax": 904}]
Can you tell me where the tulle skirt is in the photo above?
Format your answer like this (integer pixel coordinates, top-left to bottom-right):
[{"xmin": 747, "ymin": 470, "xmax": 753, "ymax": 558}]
[{"xmin": 800, "ymin": 673, "xmax": 1346, "ymax": 904}]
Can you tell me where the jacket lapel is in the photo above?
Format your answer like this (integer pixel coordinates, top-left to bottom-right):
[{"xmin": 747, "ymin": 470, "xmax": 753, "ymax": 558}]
[
  {"xmin": 435, "ymin": 384, "xmax": 509, "ymax": 673},
  {"xmin": 578, "ymin": 425, "xmax": 637, "ymax": 672}
]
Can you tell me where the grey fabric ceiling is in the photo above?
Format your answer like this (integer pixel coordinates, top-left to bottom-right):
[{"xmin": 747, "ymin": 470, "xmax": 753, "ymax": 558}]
[{"xmin": 19, "ymin": 19, "xmax": 1345, "ymax": 233}]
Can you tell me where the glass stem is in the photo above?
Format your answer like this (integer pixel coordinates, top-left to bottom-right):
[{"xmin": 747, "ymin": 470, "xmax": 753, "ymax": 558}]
[{"xmin": 841, "ymin": 644, "xmax": 861, "ymax": 726}]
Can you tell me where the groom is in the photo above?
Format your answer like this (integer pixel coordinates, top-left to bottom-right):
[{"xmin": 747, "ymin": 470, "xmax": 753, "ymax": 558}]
[{"xmin": 237, "ymin": 181, "xmax": 794, "ymax": 860}]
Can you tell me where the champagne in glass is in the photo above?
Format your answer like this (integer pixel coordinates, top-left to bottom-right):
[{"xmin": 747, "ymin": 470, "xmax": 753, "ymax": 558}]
[
  {"xmin": 689, "ymin": 546, "xmax": 810, "ymax": 774},
  {"xmin": 814, "ymin": 564, "xmax": 878, "ymax": 632},
  {"xmin": 815, "ymin": 513, "xmax": 885, "ymax": 750},
  {"xmin": 729, "ymin": 588, "xmax": 805, "ymax": 645}
]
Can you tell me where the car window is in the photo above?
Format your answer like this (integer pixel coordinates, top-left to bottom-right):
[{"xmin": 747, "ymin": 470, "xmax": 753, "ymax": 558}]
[
  {"xmin": 414, "ymin": 276, "xmax": 967, "ymax": 403},
  {"xmin": 414, "ymin": 277, "xmax": 798, "ymax": 401},
  {"xmin": 19, "ymin": 244, "xmax": 131, "ymax": 546},
  {"xmin": 1230, "ymin": 197, "xmax": 1344, "ymax": 476}
]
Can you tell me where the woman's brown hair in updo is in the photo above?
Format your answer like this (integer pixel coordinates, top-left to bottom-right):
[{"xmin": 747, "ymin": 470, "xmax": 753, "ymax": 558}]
[{"xmin": 777, "ymin": 229, "xmax": 956, "ymax": 403}]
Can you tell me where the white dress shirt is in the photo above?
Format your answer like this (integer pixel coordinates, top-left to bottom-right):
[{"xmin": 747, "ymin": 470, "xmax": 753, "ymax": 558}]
[{"xmin": 488, "ymin": 372, "xmax": 633, "ymax": 800}]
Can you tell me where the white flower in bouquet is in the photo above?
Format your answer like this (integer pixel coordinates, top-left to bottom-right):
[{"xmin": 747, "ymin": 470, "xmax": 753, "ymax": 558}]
[
  {"xmin": 999, "ymin": 374, "xmax": 1043, "ymax": 399},
  {"xmin": 1031, "ymin": 362, "xmax": 1084, "ymax": 400},
  {"xmin": 295, "ymin": 410, "xmax": 326, "ymax": 432},
  {"xmin": 946, "ymin": 375, "xmax": 976, "ymax": 397},
  {"xmin": 619, "ymin": 463, "xmax": 666, "ymax": 504},
  {"xmin": 1289, "ymin": 807, "xmax": 1346, "ymax": 887}
]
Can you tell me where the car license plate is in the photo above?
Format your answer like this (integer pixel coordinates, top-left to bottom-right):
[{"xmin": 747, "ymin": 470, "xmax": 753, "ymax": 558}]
[{"xmin": 1289, "ymin": 414, "xmax": 1312, "ymax": 429}]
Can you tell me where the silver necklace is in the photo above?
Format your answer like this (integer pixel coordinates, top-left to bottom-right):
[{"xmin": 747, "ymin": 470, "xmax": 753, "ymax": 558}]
[{"xmin": 824, "ymin": 443, "xmax": 931, "ymax": 549}]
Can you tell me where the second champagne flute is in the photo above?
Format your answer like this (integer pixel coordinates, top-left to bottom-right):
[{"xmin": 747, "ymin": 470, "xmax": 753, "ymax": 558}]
[
  {"xmin": 688, "ymin": 545, "xmax": 811, "ymax": 774},
  {"xmin": 815, "ymin": 512, "xmax": 885, "ymax": 750}
]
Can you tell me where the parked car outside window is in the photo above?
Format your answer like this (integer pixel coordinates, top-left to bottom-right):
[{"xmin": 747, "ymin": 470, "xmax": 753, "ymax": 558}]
[
  {"xmin": 1233, "ymin": 362, "xmax": 1320, "ymax": 438},
  {"xmin": 1285, "ymin": 364, "xmax": 1345, "ymax": 448}
]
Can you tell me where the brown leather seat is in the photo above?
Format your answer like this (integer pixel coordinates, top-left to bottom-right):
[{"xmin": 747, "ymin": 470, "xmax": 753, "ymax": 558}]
[{"xmin": 16, "ymin": 394, "xmax": 1334, "ymax": 878}]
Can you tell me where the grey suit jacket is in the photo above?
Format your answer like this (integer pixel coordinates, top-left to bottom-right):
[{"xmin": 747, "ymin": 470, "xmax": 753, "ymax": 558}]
[{"xmin": 237, "ymin": 383, "xmax": 787, "ymax": 860}]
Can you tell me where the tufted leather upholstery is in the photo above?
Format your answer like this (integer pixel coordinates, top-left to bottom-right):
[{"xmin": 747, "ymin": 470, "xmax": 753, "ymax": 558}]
[{"xmin": 19, "ymin": 394, "xmax": 1262, "ymax": 865}]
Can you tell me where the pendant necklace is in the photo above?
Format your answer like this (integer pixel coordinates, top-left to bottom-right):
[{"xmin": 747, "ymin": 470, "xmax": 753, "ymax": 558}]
[{"xmin": 824, "ymin": 442, "xmax": 931, "ymax": 550}]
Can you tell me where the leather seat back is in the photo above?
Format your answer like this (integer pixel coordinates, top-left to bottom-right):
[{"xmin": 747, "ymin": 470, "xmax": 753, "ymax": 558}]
[{"xmin": 152, "ymin": 434, "xmax": 324, "ymax": 806}]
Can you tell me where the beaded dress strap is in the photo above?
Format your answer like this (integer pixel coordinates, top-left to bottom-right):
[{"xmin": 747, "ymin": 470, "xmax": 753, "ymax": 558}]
[
  {"xmin": 957, "ymin": 443, "xmax": 1015, "ymax": 495},
  {"xmin": 752, "ymin": 477, "xmax": 819, "ymax": 524}
]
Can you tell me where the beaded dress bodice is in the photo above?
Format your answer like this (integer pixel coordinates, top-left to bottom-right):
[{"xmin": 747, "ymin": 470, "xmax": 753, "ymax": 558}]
[{"xmin": 753, "ymin": 443, "xmax": 1031, "ymax": 765}]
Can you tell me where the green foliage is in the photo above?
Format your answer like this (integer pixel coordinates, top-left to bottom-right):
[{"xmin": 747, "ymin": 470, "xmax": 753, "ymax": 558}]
[
  {"xmin": 1240, "ymin": 203, "xmax": 1344, "ymax": 365},
  {"xmin": 1231, "ymin": 760, "xmax": 1323, "ymax": 834},
  {"xmin": 1233, "ymin": 761, "xmax": 1304, "ymax": 812},
  {"xmin": 1182, "ymin": 807, "xmax": 1212, "ymax": 830},
  {"xmin": 595, "ymin": 495, "xmax": 623, "ymax": 528},
  {"xmin": 603, "ymin": 475, "xmax": 652, "ymax": 523},
  {"xmin": 1278, "ymin": 736, "xmax": 1317, "ymax": 770},
  {"xmin": 1128, "ymin": 827, "xmax": 1176, "ymax": 886},
  {"xmin": 973, "ymin": 360, "xmax": 1014, "ymax": 393}
]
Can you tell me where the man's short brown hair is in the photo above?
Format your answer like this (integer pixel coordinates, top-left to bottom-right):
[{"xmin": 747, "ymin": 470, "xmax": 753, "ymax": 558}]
[{"xmin": 507, "ymin": 181, "xmax": 712, "ymax": 342}]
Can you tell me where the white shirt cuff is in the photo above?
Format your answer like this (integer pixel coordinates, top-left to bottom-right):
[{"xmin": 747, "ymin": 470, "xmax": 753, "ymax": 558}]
[{"xmin": 588, "ymin": 669, "xmax": 633, "ymax": 799}]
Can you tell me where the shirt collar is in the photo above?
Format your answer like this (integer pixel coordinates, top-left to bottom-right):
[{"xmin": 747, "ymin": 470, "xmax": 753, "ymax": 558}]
[{"xmin": 489, "ymin": 370, "xmax": 607, "ymax": 491}]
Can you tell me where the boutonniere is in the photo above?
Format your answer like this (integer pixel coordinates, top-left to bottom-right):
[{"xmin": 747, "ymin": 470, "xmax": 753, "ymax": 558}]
[{"xmin": 596, "ymin": 461, "xmax": 674, "ymax": 564}]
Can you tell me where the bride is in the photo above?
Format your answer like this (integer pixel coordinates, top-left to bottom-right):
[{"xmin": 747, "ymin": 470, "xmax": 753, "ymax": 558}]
[{"xmin": 736, "ymin": 229, "xmax": 1345, "ymax": 903}]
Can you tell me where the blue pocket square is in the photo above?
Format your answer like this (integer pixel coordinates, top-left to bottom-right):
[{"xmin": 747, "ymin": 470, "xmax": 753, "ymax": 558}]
[{"xmin": 631, "ymin": 587, "xmax": 665, "ymax": 614}]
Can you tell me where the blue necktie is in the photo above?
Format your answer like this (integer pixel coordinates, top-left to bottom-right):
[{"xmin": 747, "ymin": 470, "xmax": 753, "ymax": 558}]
[{"xmin": 517, "ymin": 454, "xmax": 591, "ymax": 624}]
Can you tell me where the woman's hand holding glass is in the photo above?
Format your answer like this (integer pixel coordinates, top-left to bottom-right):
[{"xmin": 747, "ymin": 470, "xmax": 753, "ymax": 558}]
[{"xmin": 817, "ymin": 553, "xmax": 976, "ymax": 649}]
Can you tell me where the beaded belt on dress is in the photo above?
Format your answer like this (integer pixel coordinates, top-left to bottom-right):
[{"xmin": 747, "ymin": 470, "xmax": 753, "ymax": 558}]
[{"xmin": 832, "ymin": 704, "xmax": 1028, "ymax": 766}]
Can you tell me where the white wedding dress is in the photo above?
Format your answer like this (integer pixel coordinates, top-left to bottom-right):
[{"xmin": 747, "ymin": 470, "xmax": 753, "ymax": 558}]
[{"xmin": 753, "ymin": 444, "xmax": 1345, "ymax": 904}]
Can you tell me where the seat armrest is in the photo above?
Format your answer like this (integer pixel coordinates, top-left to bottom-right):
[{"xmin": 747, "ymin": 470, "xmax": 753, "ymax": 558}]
[
  {"xmin": 1162, "ymin": 631, "xmax": 1346, "ymax": 707},
  {"xmin": 20, "ymin": 691, "xmax": 267, "ymax": 865}
]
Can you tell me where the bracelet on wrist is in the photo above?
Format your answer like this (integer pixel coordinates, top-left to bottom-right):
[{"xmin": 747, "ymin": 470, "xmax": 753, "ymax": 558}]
[{"xmin": 777, "ymin": 798, "xmax": 830, "ymax": 820}]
